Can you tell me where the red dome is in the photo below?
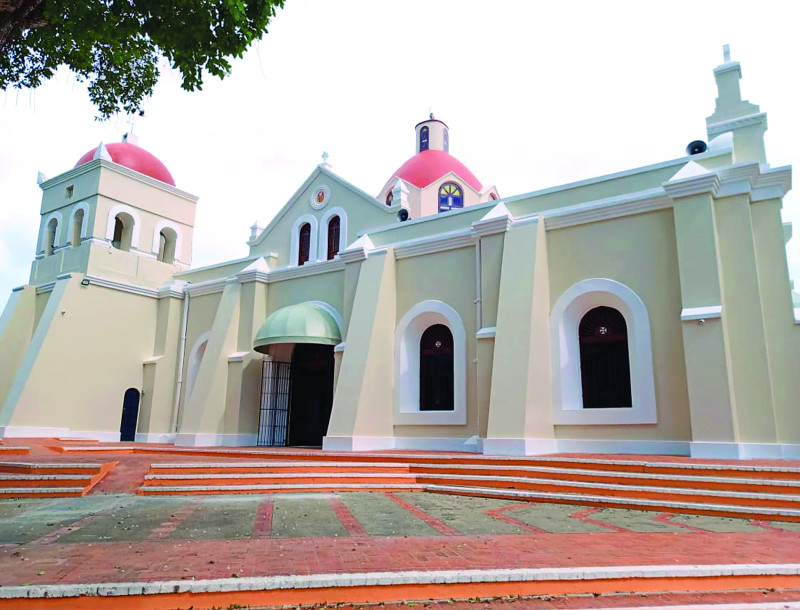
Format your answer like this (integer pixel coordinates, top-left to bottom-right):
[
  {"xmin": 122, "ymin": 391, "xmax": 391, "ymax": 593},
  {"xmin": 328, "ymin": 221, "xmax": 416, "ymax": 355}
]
[
  {"xmin": 392, "ymin": 149, "xmax": 482, "ymax": 191},
  {"xmin": 75, "ymin": 142, "xmax": 175, "ymax": 186}
]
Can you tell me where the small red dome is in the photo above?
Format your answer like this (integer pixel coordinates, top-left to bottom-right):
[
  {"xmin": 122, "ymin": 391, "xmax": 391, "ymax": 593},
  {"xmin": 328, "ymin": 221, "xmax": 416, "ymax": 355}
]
[
  {"xmin": 75, "ymin": 142, "xmax": 175, "ymax": 186},
  {"xmin": 392, "ymin": 149, "xmax": 482, "ymax": 191}
]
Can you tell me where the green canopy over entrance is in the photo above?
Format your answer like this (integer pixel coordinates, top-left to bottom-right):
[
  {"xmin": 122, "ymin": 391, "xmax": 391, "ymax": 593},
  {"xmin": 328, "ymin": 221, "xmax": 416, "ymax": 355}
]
[{"xmin": 253, "ymin": 302, "xmax": 341, "ymax": 353}]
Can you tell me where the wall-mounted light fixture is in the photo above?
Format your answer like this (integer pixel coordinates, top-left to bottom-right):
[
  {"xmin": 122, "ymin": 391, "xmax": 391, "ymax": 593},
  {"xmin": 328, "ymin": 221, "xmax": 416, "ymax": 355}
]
[{"xmin": 80, "ymin": 278, "xmax": 90, "ymax": 286}]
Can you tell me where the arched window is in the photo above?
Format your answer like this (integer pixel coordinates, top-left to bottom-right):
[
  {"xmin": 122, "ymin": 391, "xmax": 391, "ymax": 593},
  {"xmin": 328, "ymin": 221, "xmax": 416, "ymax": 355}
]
[
  {"xmin": 438, "ymin": 182, "xmax": 463, "ymax": 213},
  {"xmin": 326, "ymin": 216, "xmax": 340, "ymax": 260},
  {"xmin": 298, "ymin": 222, "xmax": 311, "ymax": 266},
  {"xmin": 70, "ymin": 209, "xmax": 84, "ymax": 247},
  {"xmin": 45, "ymin": 218, "xmax": 58, "ymax": 255},
  {"xmin": 419, "ymin": 324, "xmax": 454, "ymax": 411},
  {"xmin": 578, "ymin": 306, "xmax": 632, "ymax": 409},
  {"xmin": 419, "ymin": 126, "xmax": 429, "ymax": 152},
  {"xmin": 385, "ymin": 191, "xmax": 394, "ymax": 206},
  {"xmin": 111, "ymin": 212, "xmax": 135, "ymax": 251},
  {"xmin": 157, "ymin": 227, "xmax": 178, "ymax": 264}
]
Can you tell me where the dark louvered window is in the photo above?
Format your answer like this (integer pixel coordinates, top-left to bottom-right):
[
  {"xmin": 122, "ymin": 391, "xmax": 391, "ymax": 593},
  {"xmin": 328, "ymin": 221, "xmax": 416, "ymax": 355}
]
[
  {"xmin": 578, "ymin": 306, "xmax": 632, "ymax": 408},
  {"xmin": 327, "ymin": 216, "xmax": 340, "ymax": 260},
  {"xmin": 419, "ymin": 324, "xmax": 454, "ymax": 411},
  {"xmin": 298, "ymin": 222, "xmax": 311, "ymax": 266}
]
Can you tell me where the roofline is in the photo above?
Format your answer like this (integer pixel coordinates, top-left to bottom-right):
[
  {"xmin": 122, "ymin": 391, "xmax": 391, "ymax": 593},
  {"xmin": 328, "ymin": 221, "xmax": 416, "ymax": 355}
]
[{"xmin": 249, "ymin": 164, "xmax": 397, "ymax": 248}]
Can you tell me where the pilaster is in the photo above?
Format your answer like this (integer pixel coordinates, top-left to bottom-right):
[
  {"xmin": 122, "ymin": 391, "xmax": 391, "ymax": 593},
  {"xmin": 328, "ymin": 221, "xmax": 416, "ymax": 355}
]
[{"xmin": 484, "ymin": 219, "xmax": 555, "ymax": 455}]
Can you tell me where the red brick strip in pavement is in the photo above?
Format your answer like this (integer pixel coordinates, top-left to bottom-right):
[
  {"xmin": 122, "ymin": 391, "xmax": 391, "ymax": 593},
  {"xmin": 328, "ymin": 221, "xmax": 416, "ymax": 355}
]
[
  {"xmin": 3, "ymin": 531, "xmax": 800, "ymax": 587},
  {"xmin": 571, "ymin": 507, "xmax": 630, "ymax": 532},
  {"xmin": 251, "ymin": 495, "xmax": 274, "ymax": 538},
  {"xmin": 385, "ymin": 492, "xmax": 460, "ymax": 536},
  {"xmin": 145, "ymin": 503, "xmax": 198, "ymax": 541},
  {"xmin": 652, "ymin": 512, "xmax": 709, "ymax": 533},
  {"xmin": 329, "ymin": 497, "xmax": 369, "ymax": 537},
  {"xmin": 484, "ymin": 504, "xmax": 548, "ymax": 533}
]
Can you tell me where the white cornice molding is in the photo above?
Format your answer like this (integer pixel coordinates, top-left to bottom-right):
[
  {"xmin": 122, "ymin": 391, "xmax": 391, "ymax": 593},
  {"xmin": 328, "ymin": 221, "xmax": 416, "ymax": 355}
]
[
  {"xmin": 472, "ymin": 202, "xmax": 514, "ymax": 236},
  {"xmin": 752, "ymin": 166, "xmax": 792, "ymax": 202},
  {"xmin": 707, "ymin": 112, "xmax": 767, "ymax": 137},
  {"xmin": 268, "ymin": 258, "xmax": 345, "ymax": 283},
  {"xmin": 393, "ymin": 228, "xmax": 477, "ymax": 260},
  {"xmin": 543, "ymin": 188, "xmax": 670, "ymax": 230},
  {"xmin": 663, "ymin": 173, "xmax": 720, "ymax": 199},
  {"xmin": 476, "ymin": 326, "xmax": 496, "ymax": 339},
  {"xmin": 681, "ymin": 305, "xmax": 723, "ymax": 321},
  {"xmin": 40, "ymin": 159, "xmax": 198, "ymax": 203},
  {"xmin": 184, "ymin": 277, "xmax": 226, "ymax": 297},
  {"xmin": 339, "ymin": 234, "xmax": 374, "ymax": 264},
  {"xmin": 157, "ymin": 280, "xmax": 187, "ymax": 299},
  {"xmin": 84, "ymin": 274, "xmax": 159, "ymax": 299}
]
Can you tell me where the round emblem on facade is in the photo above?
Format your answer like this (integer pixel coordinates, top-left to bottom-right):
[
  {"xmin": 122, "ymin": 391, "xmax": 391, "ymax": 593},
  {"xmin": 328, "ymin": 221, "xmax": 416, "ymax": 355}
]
[{"xmin": 310, "ymin": 185, "xmax": 331, "ymax": 210}]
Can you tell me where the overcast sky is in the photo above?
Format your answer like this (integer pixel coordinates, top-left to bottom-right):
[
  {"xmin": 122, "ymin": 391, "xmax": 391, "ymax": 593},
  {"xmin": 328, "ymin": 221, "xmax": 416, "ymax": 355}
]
[{"xmin": 1, "ymin": 0, "xmax": 799, "ymax": 301}]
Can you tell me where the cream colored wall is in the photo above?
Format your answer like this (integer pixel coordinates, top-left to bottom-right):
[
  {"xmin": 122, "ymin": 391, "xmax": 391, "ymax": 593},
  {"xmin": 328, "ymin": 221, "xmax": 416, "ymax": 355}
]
[
  {"xmin": 546, "ymin": 210, "xmax": 692, "ymax": 442},
  {"xmin": 368, "ymin": 205, "xmax": 487, "ymax": 248},
  {"xmin": 327, "ymin": 250, "xmax": 396, "ymax": 442},
  {"xmin": 0, "ymin": 288, "xmax": 35, "ymax": 412},
  {"xmin": 266, "ymin": 272, "xmax": 345, "ymax": 316},
  {"xmin": 671, "ymin": 191, "xmax": 736, "ymax": 444},
  {"xmin": 417, "ymin": 174, "xmax": 482, "ymax": 218},
  {"xmin": 2, "ymin": 277, "xmax": 158, "ymax": 433},
  {"xmin": 393, "ymin": 247, "xmax": 479, "ymax": 437},
  {"xmin": 506, "ymin": 156, "xmax": 732, "ymax": 220},
  {"xmin": 713, "ymin": 194, "xmax": 777, "ymax": 444},
  {"xmin": 750, "ymin": 199, "xmax": 800, "ymax": 444}
]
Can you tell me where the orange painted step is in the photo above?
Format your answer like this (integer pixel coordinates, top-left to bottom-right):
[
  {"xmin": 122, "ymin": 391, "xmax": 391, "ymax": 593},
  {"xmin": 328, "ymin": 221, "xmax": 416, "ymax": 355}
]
[
  {"xmin": 141, "ymin": 475, "xmax": 418, "ymax": 487},
  {"xmin": 411, "ymin": 465, "xmax": 800, "ymax": 494},
  {"xmin": 149, "ymin": 464, "xmax": 412, "ymax": 475},
  {"xmin": 418, "ymin": 475, "xmax": 800, "ymax": 510},
  {"xmin": 138, "ymin": 485, "xmax": 423, "ymax": 496},
  {"xmin": 433, "ymin": 488, "xmax": 800, "ymax": 523}
]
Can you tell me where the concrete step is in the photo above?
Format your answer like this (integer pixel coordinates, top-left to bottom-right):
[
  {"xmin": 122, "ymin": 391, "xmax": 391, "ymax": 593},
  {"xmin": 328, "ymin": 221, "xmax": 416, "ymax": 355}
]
[
  {"xmin": 0, "ymin": 462, "xmax": 107, "ymax": 475},
  {"xmin": 0, "ymin": 474, "xmax": 94, "ymax": 488},
  {"xmin": 426, "ymin": 484, "xmax": 800, "ymax": 522},
  {"xmin": 140, "ymin": 469, "xmax": 800, "ymax": 509},
  {"xmin": 138, "ymin": 482, "xmax": 426, "ymax": 495},
  {"xmin": 0, "ymin": 461, "xmax": 117, "ymax": 498},
  {"xmin": 0, "ymin": 487, "xmax": 86, "ymax": 498},
  {"xmin": 142, "ymin": 472, "xmax": 418, "ymax": 487},
  {"xmin": 147, "ymin": 461, "xmax": 800, "ymax": 493}
]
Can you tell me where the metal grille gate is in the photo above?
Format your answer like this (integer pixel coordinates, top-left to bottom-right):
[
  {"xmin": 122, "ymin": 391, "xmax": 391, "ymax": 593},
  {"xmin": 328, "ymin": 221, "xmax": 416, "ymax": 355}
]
[{"xmin": 257, "ymin": 360, "xmax": 292, "ymax": 446}]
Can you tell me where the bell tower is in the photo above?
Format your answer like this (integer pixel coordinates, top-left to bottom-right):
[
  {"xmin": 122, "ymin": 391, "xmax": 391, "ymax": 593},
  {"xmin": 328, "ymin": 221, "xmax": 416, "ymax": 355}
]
[{"xmin": 31, "ymin": 137, "xmax": 198, "ymax": 289}]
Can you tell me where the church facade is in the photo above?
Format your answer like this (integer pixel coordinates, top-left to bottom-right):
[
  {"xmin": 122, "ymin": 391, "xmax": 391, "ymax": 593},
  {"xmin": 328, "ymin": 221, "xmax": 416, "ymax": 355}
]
[{"xmin": 1, "ymin": 51, "xmax": 798, "ymax": 459}]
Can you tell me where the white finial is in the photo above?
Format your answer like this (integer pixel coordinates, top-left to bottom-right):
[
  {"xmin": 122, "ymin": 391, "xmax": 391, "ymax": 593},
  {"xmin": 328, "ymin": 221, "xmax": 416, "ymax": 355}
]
[
  {"xmin": 92, "ymin": 142, "xmax": 112, "ymax": 162},
  {"xmin": 249, "ymin": 221, "xmax": 260, "ymax": 240},
  {"xmin": 37, "ymin": 171, "xmax": 49, "ymax": 185},
  {"xmin": 429, "ymin": 107, "xmax": 434, "ymax": 119},
  {"xmin": 321, "ymin": 151, "xmax": 329, "ymax": 164},
  {"xmin": 723, "ymin": 44, "xmax": 731, "ymax": 63}
]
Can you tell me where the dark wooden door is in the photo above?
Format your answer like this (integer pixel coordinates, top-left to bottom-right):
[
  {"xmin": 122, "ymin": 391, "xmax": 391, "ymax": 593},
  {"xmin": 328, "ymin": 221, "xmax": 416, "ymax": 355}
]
[
  {"xmin": 288, "ymin": 344, "xmax": 334, "ymax": 447},
  {"xmin": 120, "ymin": 388, "xmax": 140, "ymax": 442}
]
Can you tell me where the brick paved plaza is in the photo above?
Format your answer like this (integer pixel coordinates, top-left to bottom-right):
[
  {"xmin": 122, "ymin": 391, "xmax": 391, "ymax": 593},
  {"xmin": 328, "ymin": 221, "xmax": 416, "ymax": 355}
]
[{"xmin": 1, "ymin": 440, "xmax": 800, "ymax": 608}]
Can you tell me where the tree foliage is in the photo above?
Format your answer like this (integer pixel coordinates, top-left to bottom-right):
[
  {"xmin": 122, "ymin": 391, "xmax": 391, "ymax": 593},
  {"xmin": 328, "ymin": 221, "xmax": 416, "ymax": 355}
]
[{"xmin": 0, "ymin": 0, "xmax": 284, "ymax": 118}]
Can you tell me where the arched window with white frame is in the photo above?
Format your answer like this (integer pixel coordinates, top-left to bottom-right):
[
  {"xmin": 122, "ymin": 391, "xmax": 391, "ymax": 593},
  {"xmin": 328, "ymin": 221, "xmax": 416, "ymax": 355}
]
[
  {"xmin": 289, "ymin": 214, "xmax": 318, "ymax": 267},
  {"xmin": 395, "ymin": 300, "xmax": 467, "ymax": 425},
  {"xmin": 550, "ymin": 278, "xmax": 656, "ymax": 426},
  {"xmin": 318, "ymin": 207, "xmax": 347, "ymax": 262},
  {"xmin": 71, "ymin": 208, "xmax": 85, "ymax": 247},
  {"xmin": 45, "ymin": 218, "xmax": 58, "ymax": 256},
  {"xmin": 157, "ymin": 227, "xmax": 178, "ymax": 263},
  {"xmin": 105, "ymin": 204, "xmax": 141, "ymax": 252}
]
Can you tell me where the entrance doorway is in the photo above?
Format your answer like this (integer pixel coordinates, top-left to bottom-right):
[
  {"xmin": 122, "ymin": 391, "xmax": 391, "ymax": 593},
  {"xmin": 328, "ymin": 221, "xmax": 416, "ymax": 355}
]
[
  {"xmin": 257, "ymin": 343, "xmax": 335, "ymax": 447},
  {"xmin": 120, "ymin": 388, "xmax": 140, "ymax": 442},
  {"xmin": 289, "ymin": 343, "xmax": 334, "ymax": 447}
]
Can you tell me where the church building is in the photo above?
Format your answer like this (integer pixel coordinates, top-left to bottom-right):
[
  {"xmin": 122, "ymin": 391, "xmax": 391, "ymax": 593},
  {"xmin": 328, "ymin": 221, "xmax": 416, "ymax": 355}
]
[{"xmin": 0, "ymin": 50, "xmax": 798, "ymax": 459}]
